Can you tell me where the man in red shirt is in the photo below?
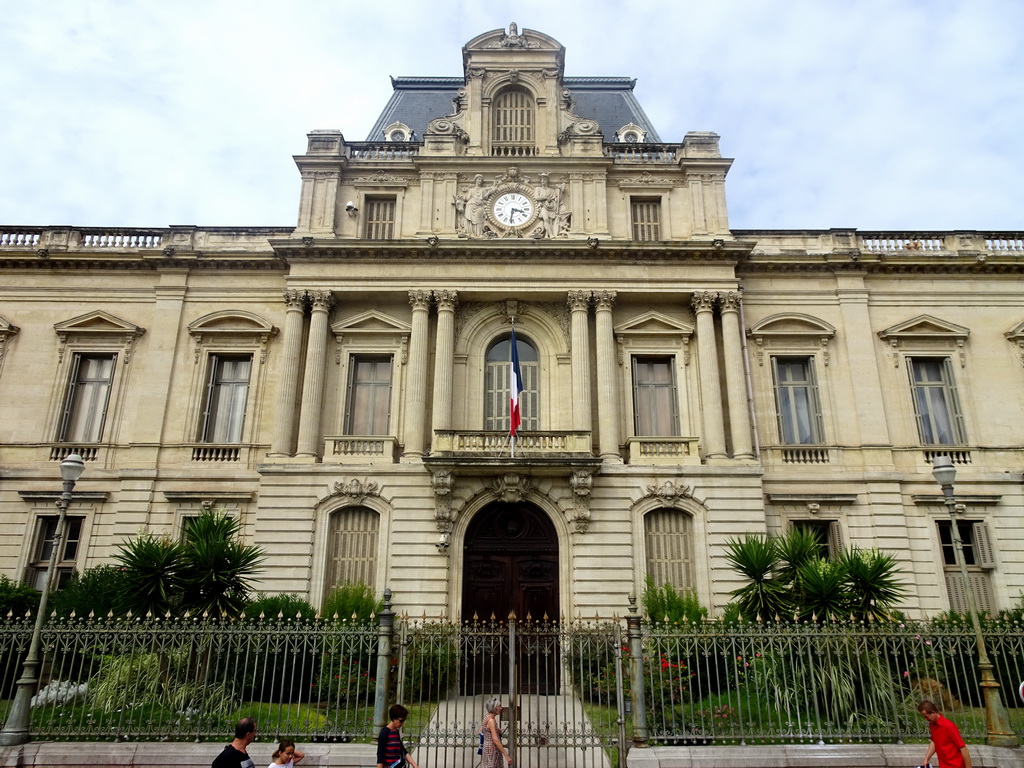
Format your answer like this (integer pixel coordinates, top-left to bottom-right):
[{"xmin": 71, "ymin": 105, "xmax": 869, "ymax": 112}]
[{"xmin": 918, "ymin": 700, "xmax": 972, "ymax": 768}]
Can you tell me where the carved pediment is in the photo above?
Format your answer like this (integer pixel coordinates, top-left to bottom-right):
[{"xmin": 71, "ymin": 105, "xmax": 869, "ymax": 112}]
[
  {"xmin": 615, "ymin": 311, "xmax": 694, "ymax": 336},
  {"xmin": 748, "ymin": 313, "xmax": 837, "ymax": 339},
  {"xmin": 878, "ymin": 314, "xmax": 970, "ymax": 342},
  {"xmin": 331, "ymin": 310, "xmax": 411, "ymax": 336},
  {"xmin": 188, "ymin": 310, "xmax": 276, "ymax": 337},
  {"xmin": 55, "ymin": 310, "xmax": 145, "ymax": 339}
]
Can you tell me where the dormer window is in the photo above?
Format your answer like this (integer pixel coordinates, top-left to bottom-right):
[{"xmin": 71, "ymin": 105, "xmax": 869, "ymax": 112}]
[
  {"xmin": 382, "ymin": 121, "xmax": 413, "ymax": 143},
  {"xmin": 616, "ymin": 122, "xmax": 647, "ymax": 143},
  {"xmin": 492, "ymin": 88, "xmax": 535, "ymax": 156}
]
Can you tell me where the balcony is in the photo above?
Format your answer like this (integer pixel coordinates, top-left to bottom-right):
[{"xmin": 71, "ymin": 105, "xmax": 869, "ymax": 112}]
[
  {"xmin": 426, "ymin": 430, "xmax": 600, "ymax": 476},
  {"xmin": 323, "ymin": 436, "xmax": 399, "ymax": 464},
  {"xmin": 625, "ymin": 436, "xmax": 700, "ymax": 465}
]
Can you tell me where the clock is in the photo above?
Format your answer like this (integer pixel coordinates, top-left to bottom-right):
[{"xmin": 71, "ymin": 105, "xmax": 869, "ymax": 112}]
[{"xmin": 492, "ymin": 192, "xmax": 534, "ymax": 228}]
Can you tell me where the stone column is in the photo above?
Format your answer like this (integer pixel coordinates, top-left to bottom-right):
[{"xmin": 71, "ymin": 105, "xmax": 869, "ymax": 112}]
[
  {"xmin": 594, "ymin": 290, "xmax": 621, "ymax": 462},
  {"xmin": 720, "ymin": 291, "xmax": 753, "ymax": 459},
  {"xmin": 568, "ymin": 290, "xmax": 593, "ymax": 432},
  {"xmin": 269, "ymin": 289, "xmax": 307, "ymax": 457},
  {"xmin": 430, "ymin": 290, "xmax": 458, "ymax": 442},
  {"xmin": 402, "ymin": 290, "xmax": 432, "ymax": 460},
  {"xmin": 295, "ymin": 290, "xmax": 334, "ymax": 458},
  {"xmin": 692, "ymin": 291, "xmax": 727, "ymax": 459}
]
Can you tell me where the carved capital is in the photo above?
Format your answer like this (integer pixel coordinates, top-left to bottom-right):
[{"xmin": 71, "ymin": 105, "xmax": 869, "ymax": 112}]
[
  {"xmin": 434, "ymin": 290, "xmax": 459, "ymax": 312},
  {"xmin": 719, "ymin": 291, "xmax": 741, "ymax": 313},
  {"xmin": 567, "ymin": 290, "xmax": 592, "ymax": 313},
  {"xmin": 594, "ymin": 290, "xmax": 617, "ymax": 311},
  {"xmin": 691, "ymin": 291, "xmax": 718, "ymax": 313},
  {"xmin": 283, "ymin": 289, "xmax": 306, "ymax": 310},
  {"xmin": 308, "ymin": 290, "xmax": 335, "ymax": 311},
  {"xmin": 409, "ymin": 289, "xmax": 432, "ymax": 311}
]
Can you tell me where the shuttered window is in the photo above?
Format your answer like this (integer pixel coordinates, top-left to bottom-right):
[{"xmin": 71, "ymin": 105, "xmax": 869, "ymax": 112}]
[
  {"xmin": 492, "ymin": 89, "xmax": 534, "ymax": 146},
  {"xmin": 58, "ymin": 353, "xmax": 116, "ymax": 442},
  {"xmin": 484, "ymin": 335, "xmax": 540, "ymax": 431},
  {"xmin": 644, "ymin": 509, "xmax": 694, "ymax": 590},
  {"xmin": 632, "ymin": 357, "xmax": 678, "ymax": 436},
  {"xmin": 345, "ymin": 356, "xmax": 393, "ymax": 435},
  {"xmin": 792, "ymin": 519, "xmax": 843, "ymax": 559},
  {"xmin": 631, "ymin": 198, "xmax": 661, "ymax": 241},
  {"xmin": 938, "ymin": 519, "xmax": 994, "ymax": 613},
  {"xmin": 364, "ymin": 197, "xmax": 396, "ymax": 240},
  {"xmin": 325, "ymin": 508, "xmax": 379, "ymax": 599},
  {"xmin": 28, "ymin": 516, "xmax": 83, "ymax": 591}
]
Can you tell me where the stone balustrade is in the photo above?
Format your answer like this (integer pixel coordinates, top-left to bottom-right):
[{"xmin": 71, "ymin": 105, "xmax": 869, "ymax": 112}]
[
  {"xmin": 323, "ymin": 436, "xmax": 399, "ymax": 464},
  {"xmin": 625, "ymin": 436, "xmax": 700, "ymax": 464},
  {"xmin": 431, "ymin": 430, "xmax": 593, "ymax": 458},
  {"xmin": 604, "ymin": 143, "xmax": 678, "ymax": 162}
]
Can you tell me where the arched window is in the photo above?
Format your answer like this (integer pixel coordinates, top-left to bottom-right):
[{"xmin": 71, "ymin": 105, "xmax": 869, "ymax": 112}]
[
  {"xmin": 492, "ymin": 89, "xmax": 534, "ymax": 148},
  {"xmin": 485, "ymin": 334, "xmax": 539, "ymax": 431},
  {"xmin": 644, "ymin": 509, "xmax": 694, "ymax": 589},
  {"xmin": 325, "ymin": 507, "xmax": 379, "ymax": 601}
]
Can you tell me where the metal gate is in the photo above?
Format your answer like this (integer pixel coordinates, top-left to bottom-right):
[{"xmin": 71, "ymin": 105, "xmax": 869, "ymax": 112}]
[{"xmin": 394, "ymin": 617, "xmax": 628, "ymax": 768}]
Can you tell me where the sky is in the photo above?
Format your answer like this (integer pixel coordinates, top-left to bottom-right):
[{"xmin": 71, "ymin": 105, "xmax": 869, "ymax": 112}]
[{"xmin": 1, "ymin": 0, "xmax": 1022, "ymax": 232}]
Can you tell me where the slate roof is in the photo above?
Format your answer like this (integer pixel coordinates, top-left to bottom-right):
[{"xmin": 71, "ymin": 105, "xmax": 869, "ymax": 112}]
[{"xmin": 365, "ymin": 76, "xmax": 662, "ymax": 144}]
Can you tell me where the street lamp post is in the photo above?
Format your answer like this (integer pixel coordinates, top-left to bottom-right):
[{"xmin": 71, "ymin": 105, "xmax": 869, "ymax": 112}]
[
  {"xmin": 0, "ymin": 453, "xmax": 85, "ymax": 746},
  {"xmin": 930, "ymin": 455, "xmax": 1018, "ymax": 748}
]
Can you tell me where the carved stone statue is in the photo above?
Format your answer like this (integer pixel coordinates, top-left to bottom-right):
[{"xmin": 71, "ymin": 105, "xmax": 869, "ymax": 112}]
[
  {"xmin": 456, "ymin": 174, "xmax": 490, "ymax": 238},
  {"xmin": 534, "ymin": 174, "xmax": 570, "ymax": 238}
]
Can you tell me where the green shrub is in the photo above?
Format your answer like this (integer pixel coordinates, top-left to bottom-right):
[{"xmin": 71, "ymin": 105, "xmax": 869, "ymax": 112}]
[
  {"xmin": 642, "ymin": 579, "xmax": 708, "ymax": 623},
  {"xmin": 0, "ymin": 574, "xmax": 39, "ymax": 617},
  {"xmin": 49, "ymin": 565, "xmax": 129, "ymax": 617},
  {"xmin": 245, "ymin": 593, "xmax": 316, "ymax": 619},
  {"xmin": 321, "ymin": 582, "xmax": 381, "ymax": 621}
]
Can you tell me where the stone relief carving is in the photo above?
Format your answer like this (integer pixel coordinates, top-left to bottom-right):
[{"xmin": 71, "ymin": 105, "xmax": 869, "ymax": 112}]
[
  {"xmin": 492, "ymin": 473, "xmax": 533, "ymax": 503},
  {"xmin": 568, "ymin": 471, "xmax": 594, "ymax": 533},
  {"xmin": 454, "ymin": 174, "xmax": 492, "ymax": 239},
  {"xmin": 486, "ymin": 22, "xmax": 539, "ymax": 49},
  {"xmin": 431, "ymin": 470, "xmax": 455, "ymax": 533},
  {"xmin": 643, "ymin": 480, "xmax": 693, "ymax": 505},
  {"xmin": 534, "ymin": 174, "xmax": 570, "ymax": 238},
  {"xmin": 331, "ymin": 478, "xmax": 380, "ymax": 502}
]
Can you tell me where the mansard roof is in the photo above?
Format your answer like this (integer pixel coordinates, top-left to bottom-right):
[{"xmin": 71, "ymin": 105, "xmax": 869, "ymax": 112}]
[{"xmin": 365, "ymin": 76, "xmax": 661, "ymax": 144}]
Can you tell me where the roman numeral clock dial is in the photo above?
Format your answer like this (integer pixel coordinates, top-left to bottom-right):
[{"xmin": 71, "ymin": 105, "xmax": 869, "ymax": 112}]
[{"xmin": 492, "ymin": 192, "xmax": 534, "ymax": 228}]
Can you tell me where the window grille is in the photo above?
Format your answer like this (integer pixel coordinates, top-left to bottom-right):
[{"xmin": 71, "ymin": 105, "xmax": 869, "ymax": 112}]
[{"xmin": 492, "ymin": 89, "xmax": 534, "ymax": 146}]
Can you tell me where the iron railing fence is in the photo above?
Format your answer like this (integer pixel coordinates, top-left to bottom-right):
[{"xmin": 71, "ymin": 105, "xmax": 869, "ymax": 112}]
[{"xmin": 0, "ymin": 612, "xmax": 1021, "ymax": 752}]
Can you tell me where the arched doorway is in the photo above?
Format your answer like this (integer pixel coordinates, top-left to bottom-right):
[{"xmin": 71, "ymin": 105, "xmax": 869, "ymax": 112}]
[{"xmin": 461, "ymin": 501, "xmax": 560, "ymax": 694}]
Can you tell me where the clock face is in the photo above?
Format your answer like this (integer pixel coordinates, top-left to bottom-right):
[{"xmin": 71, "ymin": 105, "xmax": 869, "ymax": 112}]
[{"xmin": 492, "ymin": 192, "xmax": 534, "ymax": 227}]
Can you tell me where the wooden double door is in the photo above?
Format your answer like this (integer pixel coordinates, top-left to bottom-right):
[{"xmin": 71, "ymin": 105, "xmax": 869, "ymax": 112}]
[{"xmin": 461, "ymin": 502, "xmax": 560, "ymax": 694}]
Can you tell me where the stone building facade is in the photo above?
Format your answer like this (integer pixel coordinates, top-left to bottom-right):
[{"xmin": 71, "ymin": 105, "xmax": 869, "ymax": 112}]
[{"xmin": 1, "ymin": 25, "xmax": 1022, "ymax": 621}]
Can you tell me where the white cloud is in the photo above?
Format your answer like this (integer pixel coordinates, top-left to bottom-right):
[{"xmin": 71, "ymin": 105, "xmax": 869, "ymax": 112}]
[{"xmin": 0, "ymin": 0, "xmax": 1021, "ymax": 230}]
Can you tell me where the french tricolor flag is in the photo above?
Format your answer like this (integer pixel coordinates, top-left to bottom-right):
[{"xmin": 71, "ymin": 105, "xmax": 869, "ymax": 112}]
[{"xmin": 509, "ymin": 325, "xmax": 523, "ymax": 442}]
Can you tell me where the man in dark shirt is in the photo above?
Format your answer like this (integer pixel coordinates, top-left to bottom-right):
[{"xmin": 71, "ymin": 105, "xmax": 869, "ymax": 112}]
[{"xmin": 212, "ymin": 717, "xmax": 257, "ymax": 768}]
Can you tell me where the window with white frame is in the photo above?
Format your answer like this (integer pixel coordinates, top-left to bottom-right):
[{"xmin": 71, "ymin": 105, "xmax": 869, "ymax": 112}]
[
  {"xmin": 644, "ymin": 509, "xmax": 694, "ymax": 590},
  {"xmin": 325, "ymin": 507, "xmax": 379, "ymax": 600},
  {"xmin": 345, "ymin": 355, "xmax": 393, "ymax": 435},
  {"xmin": 484, "ymin": 334, "xmax": 539, "ymax": 431},
  {"xmin": 57, "ymin": 353, "xmax": 116, "ymax": 442},
  {"xmin": 909, "ymin": 357, "xmax": 966, "ymax": 445},
  {"xmin": 772, "ymin": 356, "xmax": 825, "ymax": 445},
  {"xmin": 199, "ymin": 354, "xmax": 252, "ymax": 443},
  {"xmin": 27, "ymin": 516, "xmax": 83, "ymax": 591},
  {"xmin": 632, "ymin": 356, "xmax": 679, "ymax": 436},
  {"xmin": 937, "ymin": 519, "xmax": 994, "ymax": 613}
]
